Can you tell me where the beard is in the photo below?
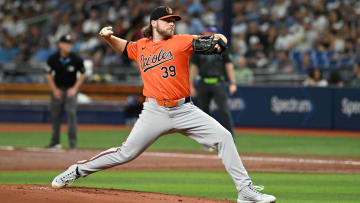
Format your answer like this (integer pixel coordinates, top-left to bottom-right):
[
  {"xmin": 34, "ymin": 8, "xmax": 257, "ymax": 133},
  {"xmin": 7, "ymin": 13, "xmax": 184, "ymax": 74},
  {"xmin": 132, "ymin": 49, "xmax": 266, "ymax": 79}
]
[{"xmin": 156, "ymin": 26, "xmax": 174, "ymax": 38}]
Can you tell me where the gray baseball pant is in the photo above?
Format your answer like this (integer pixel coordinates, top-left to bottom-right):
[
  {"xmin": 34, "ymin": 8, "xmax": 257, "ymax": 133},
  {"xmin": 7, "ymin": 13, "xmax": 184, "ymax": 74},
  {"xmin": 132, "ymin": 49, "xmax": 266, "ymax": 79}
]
[
  {"xmin": 77, "ymin": 99, "xmax": 251, "ymax": 191},
  {"xmin": 49, "ymin": 89, "xmax": 78, "ymax": 148}
]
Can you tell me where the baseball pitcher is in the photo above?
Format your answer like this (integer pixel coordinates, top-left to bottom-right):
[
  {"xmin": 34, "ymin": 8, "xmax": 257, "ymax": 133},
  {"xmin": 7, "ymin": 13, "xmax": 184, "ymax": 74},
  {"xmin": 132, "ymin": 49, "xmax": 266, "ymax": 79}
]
[{"xmin": 51, "ymin": 6, "xmax": 276, "ymax": 203}]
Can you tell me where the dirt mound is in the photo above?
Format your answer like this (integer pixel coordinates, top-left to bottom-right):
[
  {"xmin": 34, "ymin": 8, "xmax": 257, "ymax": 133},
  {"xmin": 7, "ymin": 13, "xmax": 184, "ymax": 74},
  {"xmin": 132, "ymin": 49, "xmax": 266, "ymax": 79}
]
[{"xmin": 0, "ymin": 184, "xmax": 235, "ymax": 203}]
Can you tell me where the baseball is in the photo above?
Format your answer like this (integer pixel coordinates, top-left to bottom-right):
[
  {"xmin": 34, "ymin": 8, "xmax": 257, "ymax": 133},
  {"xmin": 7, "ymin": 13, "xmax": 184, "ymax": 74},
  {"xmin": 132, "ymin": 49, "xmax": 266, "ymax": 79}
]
[{"xmin": 99, "ymin": 27, "xmax": 113, "ymax": 37}]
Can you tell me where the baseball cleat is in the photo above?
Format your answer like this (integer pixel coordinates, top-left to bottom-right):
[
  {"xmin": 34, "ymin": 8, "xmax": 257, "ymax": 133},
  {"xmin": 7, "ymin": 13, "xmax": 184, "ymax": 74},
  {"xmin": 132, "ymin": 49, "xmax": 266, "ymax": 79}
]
[
  {"xmin": 51, "ymin": 164, "xmax": 79, "ymax": 188},
  {"xmin": 237, "ymin": 183, "xmax": 276, "ymax": 203}
]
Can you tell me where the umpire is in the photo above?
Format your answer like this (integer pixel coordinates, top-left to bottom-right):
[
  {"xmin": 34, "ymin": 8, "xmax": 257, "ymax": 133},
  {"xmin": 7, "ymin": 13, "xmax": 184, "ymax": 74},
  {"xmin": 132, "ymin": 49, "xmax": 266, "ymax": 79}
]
[
  {"xmin": 45, "ymin": 34, "xmax": 86, "ymax": 149},
  {"xmin": 190, "ymin": 26, "xmax": 237, "ymax": 137}
]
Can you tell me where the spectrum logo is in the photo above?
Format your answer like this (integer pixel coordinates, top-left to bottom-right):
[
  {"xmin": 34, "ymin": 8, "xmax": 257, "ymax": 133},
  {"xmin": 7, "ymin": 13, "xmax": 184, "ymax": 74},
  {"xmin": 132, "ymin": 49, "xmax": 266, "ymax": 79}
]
[
  {"xmin": 341, "ymin": 98, "xmax": 360, "ymax": 117},
  {"xmin": 271, "ymin": 96, "xmax": 313, "ymax": 115}
]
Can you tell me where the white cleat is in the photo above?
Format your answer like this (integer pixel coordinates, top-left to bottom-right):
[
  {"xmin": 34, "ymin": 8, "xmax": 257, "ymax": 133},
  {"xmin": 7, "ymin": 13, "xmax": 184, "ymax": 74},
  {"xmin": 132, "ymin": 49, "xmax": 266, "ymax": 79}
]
[
  {"xmin": 51, "ymin": 164, "xmax": 79, "ymax": 189},
  {"xmin": 237, "ymin": 183, "xmax": 276, "ymax": 203}
]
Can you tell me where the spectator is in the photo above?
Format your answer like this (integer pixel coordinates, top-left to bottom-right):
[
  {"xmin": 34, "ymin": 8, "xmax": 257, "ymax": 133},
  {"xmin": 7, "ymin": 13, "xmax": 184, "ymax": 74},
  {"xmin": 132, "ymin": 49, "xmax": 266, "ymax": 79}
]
[
  {"xmin": 1, "ymin": 15, "xmax": 16, "ymax": 37},
  {"xmin": 175, "ymin": 15, "xmax": 190, "ymax": 34},
  {"xmin": 234, "ymin": 57, "xmax": 254, "ymax": 85},
  {"xmin": 201, "ymin": 5, "xmax": 216, "ymax": 27},
  {"xmin": 12, "ymin": 15, "xmax": 27, "ymax": 37},
  {"xmin": 269, "ymin": 50, "xmax": 296, "ymax": 73},
  {"xmin": 311, "ymin": 9, "xmax": 328, "ymax": 33},
  {"xmin": 274, "ymin": 25, "xmax": 297, "ymax": 51},
  {"xmin": 328, "ymin": 69, "xmax": 344, "ymax": 87},
  {"xmin": 232, "ymin": 32, "xmax": 247, "ymax": 59},
  {"xmin": 349, "ymin": 63, "xmax": 360, "ymax": 87},
  {"xmin": 187, "ymin": 0, "xmax": 204, "ymax": 15},
  {"xmin": 295, "ymin": 21, "xmax": 318, "ymax": 52},
  {"xmin": 82, "ymin": 9, "xmax": 100, "ymax": 34},
  {"xmin": 354, "ymin": 37, "xmax": 360, "ymax": 60},
  {"xmin": 231, "ymin": 15, "xmax": 247, "ymax": 35},
  {"xmin": 303, "ymin": 67, "xmax": 328, "ymax": 87},
  {"xmin": 0, "ymin": 38, "xmax": 19, "ymax": 64},
  {"xmin": 188, "ymin": 12, "xmax": 204, "ymax": 34},
  {"xmin": 69, "ymin": 1, "xmax": 86, "ymax": 25},
  {"xmin": 79, "ymin": 33, "xmax": 100, "ymax": 54},
  {"xmin": 244, "ymin": 36, "xmax": 268, "ymax": 69},
  {"xmin": 300, "ymin": 52, "xmax": 314, "ymax": 73},
  {"xmin": 2, "ymin": 0, "xmax": 360, "ymax": 85},
  {"xmin": 245, "ymin": 22, "xmax": 268, "ymax": 51},
  {"xmin": 266, "ymin": 26, "xmax": 278, "ymax": 53},
  {"xmin": 16, "ymin": 40, "xmax": 32, "ymax": 63},
  {"xmin": 271, "ymin": 0, "xmax": 290, "ymax": 20},
  {"xmin": 27, "ymin": 26, "xmax": 43, "ymax": 55},
  {"xmin": 32, "ymin": 39, "xmax": 54, "ymax": 63},
  {"xmin": 55, "ymin": 13, "xmax": 71, "ymax": 41}
]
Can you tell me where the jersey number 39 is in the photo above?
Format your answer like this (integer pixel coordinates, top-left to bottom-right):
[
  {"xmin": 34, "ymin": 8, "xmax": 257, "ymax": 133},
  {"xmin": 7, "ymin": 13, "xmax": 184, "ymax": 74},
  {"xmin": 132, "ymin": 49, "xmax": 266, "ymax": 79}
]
[{"xmin": 161, "ymin": 65, "xmax": 176, "ymax": 79}]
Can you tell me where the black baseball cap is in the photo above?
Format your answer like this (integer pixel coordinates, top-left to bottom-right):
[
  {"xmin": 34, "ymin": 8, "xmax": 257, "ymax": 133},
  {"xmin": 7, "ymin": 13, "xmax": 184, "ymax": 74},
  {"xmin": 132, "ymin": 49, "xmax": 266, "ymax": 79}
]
[
  {"xmin": 150, "ymin": 6, "xmax": 181, "ymax": 22},
  {"xmin": 58, "ymin": 34, "xmax": 72, "ymax": 43}
]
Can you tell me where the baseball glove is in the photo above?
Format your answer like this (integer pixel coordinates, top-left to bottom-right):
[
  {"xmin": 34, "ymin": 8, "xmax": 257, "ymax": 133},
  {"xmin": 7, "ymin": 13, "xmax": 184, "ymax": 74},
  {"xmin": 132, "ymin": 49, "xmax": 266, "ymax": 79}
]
[{"xmin": 192, "ymin": 35, "xmax": 227, "ymax": 55}]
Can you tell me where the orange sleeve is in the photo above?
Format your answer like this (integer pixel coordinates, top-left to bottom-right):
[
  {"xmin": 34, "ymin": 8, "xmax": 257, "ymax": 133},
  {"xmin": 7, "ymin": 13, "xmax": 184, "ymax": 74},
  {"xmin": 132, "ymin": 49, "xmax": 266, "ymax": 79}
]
[
  {"xmin": 176, "ymin": 35, "xmax": 198, "ymax": 55},
  {"xmin": 125, "ymin": 41, "xmax": 138, "ymax": 60}
]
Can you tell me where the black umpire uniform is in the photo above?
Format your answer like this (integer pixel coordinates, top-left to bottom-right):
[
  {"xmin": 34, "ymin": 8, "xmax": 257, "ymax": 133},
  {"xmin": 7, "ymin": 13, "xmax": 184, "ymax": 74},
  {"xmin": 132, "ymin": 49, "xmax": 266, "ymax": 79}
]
[
  {"xmin": 46, "ymin": 34, "xmax": 86, "ymax": 149},
  {"xmin": 190, "ymin": 48, "xmax": 236, "ymax": 137}
]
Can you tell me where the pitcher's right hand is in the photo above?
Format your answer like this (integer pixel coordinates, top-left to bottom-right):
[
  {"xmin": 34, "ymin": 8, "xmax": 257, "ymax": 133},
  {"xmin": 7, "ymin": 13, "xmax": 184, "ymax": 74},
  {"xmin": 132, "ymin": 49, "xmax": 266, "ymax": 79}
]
[{"xmin": 99, "ymin": 26, "xmax": 114, "ymax": 40}]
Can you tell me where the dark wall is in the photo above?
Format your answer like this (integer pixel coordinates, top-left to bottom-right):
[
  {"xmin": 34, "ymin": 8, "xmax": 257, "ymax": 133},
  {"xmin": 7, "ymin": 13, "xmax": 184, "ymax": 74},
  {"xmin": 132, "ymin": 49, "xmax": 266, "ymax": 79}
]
[{"xmin": 1, "ymin": 87, "xmax": 360, "ymax": 130}]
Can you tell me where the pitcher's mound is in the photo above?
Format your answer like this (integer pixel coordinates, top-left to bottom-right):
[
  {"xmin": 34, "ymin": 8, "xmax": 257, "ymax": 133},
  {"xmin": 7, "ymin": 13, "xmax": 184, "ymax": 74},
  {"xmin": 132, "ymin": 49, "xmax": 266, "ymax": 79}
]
[{"xmin": 0, "ymin": 184, "xmax": 235, "ymax": 203}]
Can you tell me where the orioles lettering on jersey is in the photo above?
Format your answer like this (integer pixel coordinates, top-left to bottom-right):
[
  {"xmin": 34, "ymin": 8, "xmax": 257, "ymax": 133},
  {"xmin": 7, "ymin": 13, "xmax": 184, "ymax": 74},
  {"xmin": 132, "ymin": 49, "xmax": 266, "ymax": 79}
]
[{"xmin": 140, "ymin": 49, "xmax": 174, "ymax": 72}]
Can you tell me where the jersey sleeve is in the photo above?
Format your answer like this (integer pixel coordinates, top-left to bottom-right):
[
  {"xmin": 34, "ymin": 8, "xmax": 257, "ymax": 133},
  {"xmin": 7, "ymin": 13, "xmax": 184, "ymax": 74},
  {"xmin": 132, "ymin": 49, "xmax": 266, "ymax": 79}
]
[
  {"xmin": 71, "ymin": 53, "xmax": 85, "ymax": 74},
  {"xmin": 125, "ymin": 41, "xmax": 138, "ymax": 60},
  {"xmin": 177, "ymin": 35, "xmax": 198, "ymax": 54},
  {"xmin": 46, "ymin": 55, "xmax": 54, "ymax": 73},
  {"xmin": 222, "ymin": 51, "xmax": 232, "ymax": 64},
  {"xmin": 77, "ymin": 57, "xmax": 86, "ymax": 74}
]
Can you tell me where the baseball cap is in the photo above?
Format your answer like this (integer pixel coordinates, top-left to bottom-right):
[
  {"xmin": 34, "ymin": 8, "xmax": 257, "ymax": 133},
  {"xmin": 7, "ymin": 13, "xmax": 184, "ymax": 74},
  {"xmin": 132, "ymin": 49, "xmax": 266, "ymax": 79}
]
[
  {"xmin": 150, "ymin": 6, "xmax": 181, "ymax": 22},
  {"xmin": 58, "ymin": 34, "xmax": 72, "ymax": 43}
]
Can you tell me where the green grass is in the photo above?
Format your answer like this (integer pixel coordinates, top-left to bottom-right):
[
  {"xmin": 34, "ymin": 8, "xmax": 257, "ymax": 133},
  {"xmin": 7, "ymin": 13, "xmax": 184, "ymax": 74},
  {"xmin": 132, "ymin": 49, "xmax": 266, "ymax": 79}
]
[
  {"xmin": 234, "ymin": 133, "xmax": 360, "ymax": 157},
  {"xmin": 0, "ymin": 130, "xmax": 360, "ymax": 157},
  {"xmin": 0, "ymin": 171, "xmax": 359, "ymax": 203}
]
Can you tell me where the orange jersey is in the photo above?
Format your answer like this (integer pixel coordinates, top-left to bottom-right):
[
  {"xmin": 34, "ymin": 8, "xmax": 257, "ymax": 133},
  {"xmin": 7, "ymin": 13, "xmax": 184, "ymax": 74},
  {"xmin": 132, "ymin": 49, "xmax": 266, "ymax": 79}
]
[{"xmin": 126, "ymin": 34, "xmax": 197, "ymax": 100}]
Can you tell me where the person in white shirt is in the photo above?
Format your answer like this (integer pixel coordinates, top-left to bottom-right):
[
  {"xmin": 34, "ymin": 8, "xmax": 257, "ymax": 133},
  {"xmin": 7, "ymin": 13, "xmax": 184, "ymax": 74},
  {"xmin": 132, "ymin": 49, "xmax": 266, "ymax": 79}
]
[{"xmin": 303, "ymin": 67, "xmax": 328, "ymax": 87}]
